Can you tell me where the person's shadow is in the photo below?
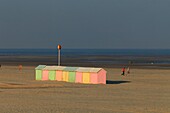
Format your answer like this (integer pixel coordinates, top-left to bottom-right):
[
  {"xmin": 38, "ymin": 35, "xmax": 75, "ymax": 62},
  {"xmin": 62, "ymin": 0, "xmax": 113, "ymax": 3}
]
[{"xmin": 106, "ymin": 80, "xmax": 131, "ymax": 84}]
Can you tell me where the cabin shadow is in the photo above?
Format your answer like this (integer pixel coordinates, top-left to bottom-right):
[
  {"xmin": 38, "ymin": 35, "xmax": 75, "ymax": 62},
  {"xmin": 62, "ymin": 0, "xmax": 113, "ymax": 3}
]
[{"xmin": 106, "ymin": 80, "xmax": 131, "ymax": 84}]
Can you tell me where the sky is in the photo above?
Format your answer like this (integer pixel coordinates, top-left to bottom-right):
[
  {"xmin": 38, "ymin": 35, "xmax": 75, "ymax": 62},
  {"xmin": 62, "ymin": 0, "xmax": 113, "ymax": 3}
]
[{"xmin": 0, "ymin": 0, "xmax": 170, "ymax": 49}]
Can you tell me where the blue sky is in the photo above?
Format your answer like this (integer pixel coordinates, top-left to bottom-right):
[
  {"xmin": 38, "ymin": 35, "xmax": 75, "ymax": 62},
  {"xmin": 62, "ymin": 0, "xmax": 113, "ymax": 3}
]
[{"xmin": 0, "ymin": 0, "xmax": 170, "ymax": 49}]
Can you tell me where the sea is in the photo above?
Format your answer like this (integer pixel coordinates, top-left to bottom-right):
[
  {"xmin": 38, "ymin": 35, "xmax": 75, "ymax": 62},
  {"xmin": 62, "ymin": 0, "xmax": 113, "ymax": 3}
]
[
  {"xmin": 0, "ymin": 49, "xmax": 170, "ymax": 65},
  {"xmin": 0, "ymin": 49, "xmax": 170, "ymax": 56}
]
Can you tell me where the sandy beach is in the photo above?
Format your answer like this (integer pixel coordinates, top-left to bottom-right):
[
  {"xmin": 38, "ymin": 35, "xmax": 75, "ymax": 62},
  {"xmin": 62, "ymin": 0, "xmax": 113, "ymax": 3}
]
[
  {"xmin": 1, "ymin": 0, "xmax": 170, "ymax": 112},
  {"xmin": 0, "ymin": 64, "xmax": 169, "ymax": 113}
]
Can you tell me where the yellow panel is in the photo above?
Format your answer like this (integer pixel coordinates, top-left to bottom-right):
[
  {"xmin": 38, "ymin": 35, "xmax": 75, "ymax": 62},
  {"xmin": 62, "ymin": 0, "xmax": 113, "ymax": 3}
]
[
  {"xmin": 63, "ymin": 71, "xmax": 69, "ymax": 82},
  {"xmin": 82, "ymin": 72, "xmax": 90, "ymax": 84}
]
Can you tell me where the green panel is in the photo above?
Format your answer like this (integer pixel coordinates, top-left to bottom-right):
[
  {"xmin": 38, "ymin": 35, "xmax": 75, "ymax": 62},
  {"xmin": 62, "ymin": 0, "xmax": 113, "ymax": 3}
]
[
  {"xmin": 36, "ymin": 70, "xmax": 42, "ymax": 80},
  {"xmin": 68, "ymin": 72, "xmax": 76, "ymax": 82},
  {"xmin": 48, "ymin": 71, "xmax": 56, "ymax": 80}
]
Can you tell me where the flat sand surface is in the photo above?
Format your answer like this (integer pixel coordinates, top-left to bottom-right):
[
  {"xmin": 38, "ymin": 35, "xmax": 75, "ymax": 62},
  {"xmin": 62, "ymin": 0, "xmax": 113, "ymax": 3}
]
[{"xmin": 0, "ymin": 65, "xmax": 170, "ymax": 113}]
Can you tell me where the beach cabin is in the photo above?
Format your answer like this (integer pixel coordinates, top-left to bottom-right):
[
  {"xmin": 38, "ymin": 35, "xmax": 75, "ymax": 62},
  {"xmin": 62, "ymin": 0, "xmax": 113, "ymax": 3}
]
[
  {"xmin": 55, "ymin": 66, "xmax": 66, "ymax": 81},
  {"xmin": 75, "ymin": 71, "xmax": 83, "ymax": 83},
  {"xmin": 35, "ymin": 65, "xmax": 107, "ymax": 84},
  {"xmin": 42, "ymin": 66, "xmax": 58, "ymax": 80},
  {"xmin": 63, "ymin": 67, "xmax": 79, "ymax": 83},
  {"xmin": 35, "ymin": 65, "xmax": 46, "ymax": 80},
  {"xmin": 89, "ymin": 68, "xmax": 106, "ymax": 84},
  {"xmin": 76, "ymin": 67, "xmax": 106, "ymax": 84},
  {"xmin": 76, "ymin": 67, "xmax": 91, "ymax": 84}
]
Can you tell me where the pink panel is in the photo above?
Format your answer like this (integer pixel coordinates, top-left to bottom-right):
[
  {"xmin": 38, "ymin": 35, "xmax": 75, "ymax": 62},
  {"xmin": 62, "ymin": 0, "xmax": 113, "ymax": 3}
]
[
  {"xmin": 42, "ymin": 70, "xmax": 49, "ymax": 80},
  {"xmin": 76, "ymin": 72, "xmax": 83, "ymax": 83},
  {"xmin": 90, "ymin": 73, "xmax": 98, "ymax": 84},
  {"xmin": 98, "ymin": 69, "xmax": 106, "ymax": 84},
  {"xmin": 56, "ymin": 70, "xmax": 62, "ymax": 81}
]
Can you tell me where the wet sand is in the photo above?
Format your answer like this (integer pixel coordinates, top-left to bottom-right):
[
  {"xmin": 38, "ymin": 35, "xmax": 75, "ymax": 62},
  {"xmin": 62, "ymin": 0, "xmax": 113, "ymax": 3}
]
[
  {"xmin": 0, "ymin": 55, "xmax": 170, "ymax": 69},
  {"xmin": 0, "ymin": 65, "xmax": 170, "ymax": 113}
]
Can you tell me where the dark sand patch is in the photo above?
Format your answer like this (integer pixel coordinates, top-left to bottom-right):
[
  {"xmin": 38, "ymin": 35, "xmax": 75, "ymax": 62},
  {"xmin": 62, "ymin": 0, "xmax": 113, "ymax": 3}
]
[{"xmin": 0, "ymin": 82, "xmax": 63, "ymax": 89}]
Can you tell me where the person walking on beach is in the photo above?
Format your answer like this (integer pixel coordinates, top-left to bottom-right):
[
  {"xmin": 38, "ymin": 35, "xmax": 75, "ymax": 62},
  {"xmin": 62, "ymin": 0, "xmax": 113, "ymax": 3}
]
[
  {"xmin": 19, "ymin": 65, "xmax": 23, "ymax": 71},
  {"xmin": 121, "ymin": 67, "xmax": 125, "ymax": 76},
  {"xmin": 126, "ymin": 67, "xmax": 130, "ymax": 76}
]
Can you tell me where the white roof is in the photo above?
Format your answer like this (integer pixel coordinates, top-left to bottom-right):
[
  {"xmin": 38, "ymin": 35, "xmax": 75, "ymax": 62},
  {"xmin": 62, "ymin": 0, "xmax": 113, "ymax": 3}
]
[
  {"xmin": 35, "ymin": 65, "xmax": 46, "ymax": 70},
  {"xmin": 43, "ymin": 66, "xmax": 66, "ymax": 70},
  {"xmin": 89, "ymin": 68, "xmax": 103, "ymax": 73},
  {"xmin": 76, "ymin": 67, "xmax": 102, "ymax": 73},
  {"xmin": 37, "ymin": 65, "xmax": 105, "ymax": 73}
]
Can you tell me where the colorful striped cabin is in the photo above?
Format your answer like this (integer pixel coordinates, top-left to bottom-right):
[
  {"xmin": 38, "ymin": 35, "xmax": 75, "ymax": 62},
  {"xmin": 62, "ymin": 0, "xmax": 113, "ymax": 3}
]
[{"xmin": 35, "ymin": 65, "xmax": 107, "ymax": 84}]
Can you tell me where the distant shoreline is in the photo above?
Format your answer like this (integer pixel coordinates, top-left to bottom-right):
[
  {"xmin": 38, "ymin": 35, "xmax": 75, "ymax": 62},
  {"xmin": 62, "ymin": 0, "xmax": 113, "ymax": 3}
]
[{"xmin": 0, "ymin": 55, "xmax": 170, "ymax": 69}]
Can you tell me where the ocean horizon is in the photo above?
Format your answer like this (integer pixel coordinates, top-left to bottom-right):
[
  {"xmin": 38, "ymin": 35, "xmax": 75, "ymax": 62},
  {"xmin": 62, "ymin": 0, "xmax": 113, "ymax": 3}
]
[{"xmin": 0, "ymin": 48, "xmax": 170, "ymax": 56}]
